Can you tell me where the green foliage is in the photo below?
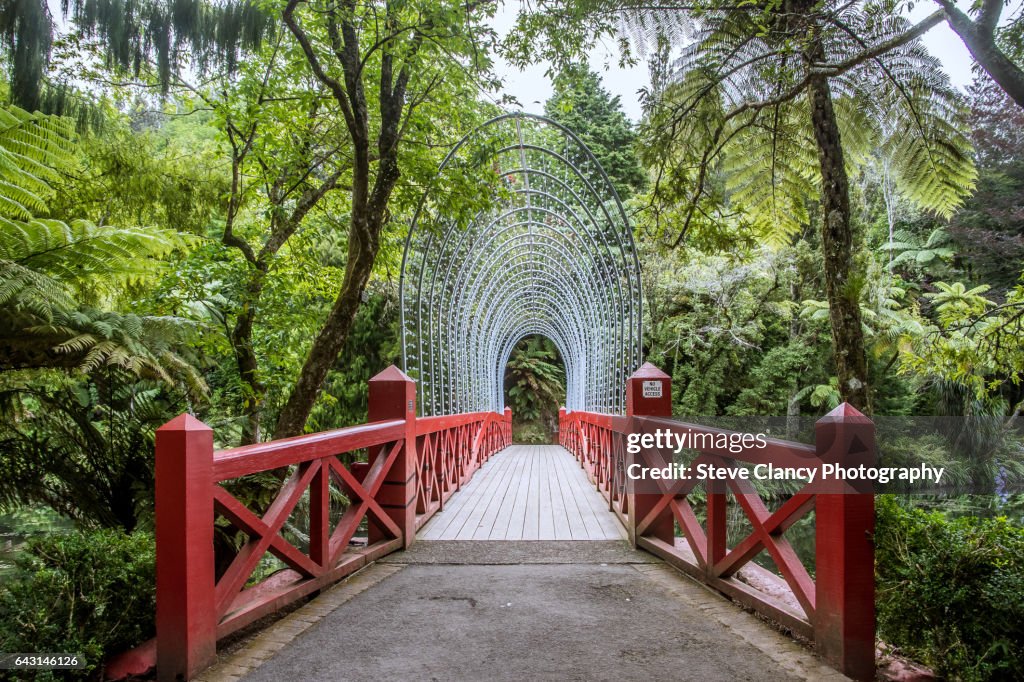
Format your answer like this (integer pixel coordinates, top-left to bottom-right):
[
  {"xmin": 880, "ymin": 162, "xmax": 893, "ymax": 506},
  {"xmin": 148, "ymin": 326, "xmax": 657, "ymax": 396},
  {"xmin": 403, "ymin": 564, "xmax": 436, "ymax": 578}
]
[
  {"xmin": 875, "ymin": 496, "xmax": 1024, "ymax": 680},
  {"xmin": 634, "ymin": 2, "xmax": 977, "ymax": 244},
  {"xmin": 640, "ymin": 244, "xmax": 835, "ymax": 416},
  {"xmin": 1, "ymin": 0, "xmax": 272, "ymax": 110},
  {"xmin": 727, "ymin": 343, "xmax": 818, "ymax": 415},
  {"xmin": 0, "ymin": 0, "xmax": 51, "ymax": 112},
  {"xmin": 0, "ymin": 105, "xmax": 75, "ymax": 218},
  {"xmin": 0, "ymin": 102, "xmax": 202, "ymax": 390},
  {"xmin": 544, "ymin": 63, "xmax": 646, "ymax": 199},
  {"xmin": 505, "ymin": 336, "xmax": 565, "ymax": 426},
  {"xmin": 793, "ymin": 377, "xmax": 842, "ymax": 411},
  {"xmin": 883, "ymin": 227, "xmax": 957, "ymax": 273},
  {"xmin": 513, "ymin": 420, "xmax": 552, "ymax": 444},
  {"xmin": 900, "ymin": 278, "xmax": 1024, "ymax": 405},
  {"xmin": 1, "ymin": 217, "xmax": 191, "ymax": 313},
  {"xmin": 0, "ymin": 529, "xmax": 155, "ymax": 681},
  {"xmin": 876, "ymin": 434, "xmax": 972, "ymax": 490},
  {"xmin": 307, "ymin": 286, "xmax": 402, "ymax": 431},
  {"xmin": 46, "ymin": 107, "xmax": 227, "ymax": 238},
  {"xmin": 0, "ymin": 374, "xmax": 182, "ymax": 531}
]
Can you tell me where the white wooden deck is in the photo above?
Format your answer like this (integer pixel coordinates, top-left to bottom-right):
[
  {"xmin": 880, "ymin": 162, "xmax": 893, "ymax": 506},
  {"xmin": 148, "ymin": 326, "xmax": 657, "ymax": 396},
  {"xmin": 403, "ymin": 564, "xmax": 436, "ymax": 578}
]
[{"xmin": 419, "ymin": 445, "xmax": 627, "ymax": 541}]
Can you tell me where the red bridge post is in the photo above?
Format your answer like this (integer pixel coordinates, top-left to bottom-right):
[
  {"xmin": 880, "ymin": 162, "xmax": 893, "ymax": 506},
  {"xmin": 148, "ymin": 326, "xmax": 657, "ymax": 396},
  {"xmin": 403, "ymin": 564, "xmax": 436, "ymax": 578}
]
[
  {"xmin": 368, "ymin": 366, "xmax": 418, "ymax": 549},
  {"xmin": 626, "ymin": 363, "xmax": 674, "ymax": 547},
  {"xmin": 814, "ymin": 403, "xmax": 876, "ymax": 681},
  {"xmin": 155, "ymin": 414, "xmax": 216, "ymax": 682}
]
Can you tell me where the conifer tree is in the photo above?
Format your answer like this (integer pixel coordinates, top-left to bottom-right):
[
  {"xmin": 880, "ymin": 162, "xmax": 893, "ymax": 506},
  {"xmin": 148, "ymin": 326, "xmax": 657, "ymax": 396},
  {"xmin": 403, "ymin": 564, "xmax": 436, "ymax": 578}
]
[{"xmin": 545, "ymin": 64, "xmax": 646, "ymax": 199}]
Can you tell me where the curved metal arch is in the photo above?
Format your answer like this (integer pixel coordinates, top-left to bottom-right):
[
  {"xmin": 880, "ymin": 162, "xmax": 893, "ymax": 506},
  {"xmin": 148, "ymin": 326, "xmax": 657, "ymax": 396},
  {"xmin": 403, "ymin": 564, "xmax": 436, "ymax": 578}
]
[{"xmin": 401, "ymin": 112, "xmax": 642, "ymax": 416}]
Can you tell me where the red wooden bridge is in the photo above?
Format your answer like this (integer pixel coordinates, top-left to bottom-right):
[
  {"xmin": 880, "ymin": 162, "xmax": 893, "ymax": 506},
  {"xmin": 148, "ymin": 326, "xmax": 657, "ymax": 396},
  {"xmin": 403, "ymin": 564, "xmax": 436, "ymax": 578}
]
[
  {"xmin": 153, "ymin": 362, "xmax": 875, "ymax": 682},
  {"xmin": 147, "ymin": 114, "xmax": 875, "ymax": 682}
]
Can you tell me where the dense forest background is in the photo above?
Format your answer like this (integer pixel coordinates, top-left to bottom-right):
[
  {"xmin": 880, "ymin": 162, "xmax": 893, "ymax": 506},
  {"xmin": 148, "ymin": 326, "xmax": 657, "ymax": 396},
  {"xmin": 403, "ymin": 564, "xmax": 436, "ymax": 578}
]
[{"xmin": 0, "ymin": 0, "xmax": 1023, "ymax": 679}]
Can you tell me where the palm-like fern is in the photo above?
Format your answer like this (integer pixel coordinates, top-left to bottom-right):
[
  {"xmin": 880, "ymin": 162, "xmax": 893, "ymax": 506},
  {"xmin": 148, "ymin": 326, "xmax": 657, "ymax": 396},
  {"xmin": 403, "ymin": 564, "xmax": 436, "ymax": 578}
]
[
  {"xmin": 1, "ymin": 218, "xmax": 189, "ymax": 313},
  {"xmin": 630, "ymin": 0, "xmax": 976, "ymax": 244},
  {"xmin": 882, "ymin": 227, "xmax": 956, "ymax": 270},
  {"xmin": 0, "ymin": 105, "xmax": 75, "ymax": 218},
  {"xmin": 0, "ymin": 375, "xmax": 176, "ymax": 530},
  {"xmin": 0, "ymin": 104, "xmax": 201, "ymax": 391},
  {"xmin": 925, "ymin": 282, "xmax": 993, "ymax": 325}
]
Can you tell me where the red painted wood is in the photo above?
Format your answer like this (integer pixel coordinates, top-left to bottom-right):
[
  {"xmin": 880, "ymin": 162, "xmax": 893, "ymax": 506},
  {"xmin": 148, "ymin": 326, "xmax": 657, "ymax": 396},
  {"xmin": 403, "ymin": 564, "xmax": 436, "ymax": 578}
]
[
  {"xmin": 705, "ymin": 477, "xmax": 727, "ymax": 573},
  {"xmin": 368, "ymin": 367, "xmax": 417, "ymax": 549},
  {"xmin": 155, "ymin": 365, "xmax": 511, "ymax": 680},
  {"xmin": 155, "ymin": 414, "xmax": 216, "ymax": 682},
  {"xmin": 626, "ymin": 364, "xmax": 674, "ymax": 547},
  {"xmin": 309, "ymin": 462, "xmax": 329, "ymax": 568},
  {"xmin": 815, "ymin": 404, "xmax": 876, "ymax": 681},
  {"xmin": 212, "ymin": 420, "xmax": 405, "ymax": 480},
  {"xmin": 559, "ymin": 365, "xmax": 875, "ymax": 681}
]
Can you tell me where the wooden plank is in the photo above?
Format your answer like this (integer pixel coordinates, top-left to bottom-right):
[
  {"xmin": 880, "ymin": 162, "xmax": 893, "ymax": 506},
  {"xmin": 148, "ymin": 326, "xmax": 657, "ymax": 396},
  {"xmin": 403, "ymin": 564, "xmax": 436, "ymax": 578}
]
[
  {"xmin": 558, "ymin": 450, "xmax": 607, "ymax": 539},
  {"xmin": 421, "ymin": 443, "xmax": 513, "ymax": 540},
  {"xmin": 522, "ymin": 445, "xmax": 541, "ymax": 540},
  {"xmin": 418, "ymin": 445, "xmax": 626, "ymax": 542},
  {"xmin": 569, "ymin": 452, "xmax": 627, "ymax": 540},
  {"xmin": 469, "ymin": 444, "xmax": 521, "ymax": 540},
  {"xmin": 503, "ymin": 446, "xmax": 535, "ymax": 540},
  {"xmin": 486, "ymin": 445, "xmax": 529, "ymax": 539},
  {"xmin": 537, "ymin": 447, "xmax": 558, "ymax": 540},
  {"xmin": 549, "ymin": 447, "xmax": 589, "ymax": 539},
  {"xmin": 431, "ymin": 450, "xmax": 498, "ymax": 538},
  {"xmin": 541, "ymin": 447, "xmax": 573, "ymax": 540},
  {"xmin": 452, "ymin": 444, "xmax": 520, "ymax": 540}
]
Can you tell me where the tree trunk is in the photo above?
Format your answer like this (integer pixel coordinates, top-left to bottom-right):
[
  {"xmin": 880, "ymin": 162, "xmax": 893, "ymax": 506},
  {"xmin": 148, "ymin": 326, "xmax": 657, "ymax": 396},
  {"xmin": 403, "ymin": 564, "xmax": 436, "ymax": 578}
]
[
  {"xmin": 273, "ymin": 214, "xmax": 380, "ymax": 438},
  {"xmin": 806, "ymin": 71, "xmax": 870, "ymax": 413},
  {"xmin": 942, "ymin": 2, "xmax": 1024, "ymax": 109},
  {"xmin": 231, "ymin": 270, "xmax": 267, "ymax": 445}
]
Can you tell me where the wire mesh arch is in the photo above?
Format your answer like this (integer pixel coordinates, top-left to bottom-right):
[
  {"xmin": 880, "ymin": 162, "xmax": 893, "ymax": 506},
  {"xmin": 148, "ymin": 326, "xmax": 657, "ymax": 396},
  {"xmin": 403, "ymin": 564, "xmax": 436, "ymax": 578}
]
[{"xmin": 400, "ymin": 113, "xmax": 642, "ymax": 416}]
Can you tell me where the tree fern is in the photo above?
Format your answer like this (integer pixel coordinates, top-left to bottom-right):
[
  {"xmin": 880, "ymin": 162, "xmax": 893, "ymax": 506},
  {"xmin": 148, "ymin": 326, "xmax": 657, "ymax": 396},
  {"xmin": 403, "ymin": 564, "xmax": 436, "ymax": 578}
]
[
  {"xmin": 33, "ymin": 309, "xmax": 206, "ymax": 395},
  {"xmin": 2, "ymin": 217, "xmax": 190, "ymax": 304},
  {"xmin": 0, "ymin": 374, "xmax": 177, "ymax": 529},
  {"xmin": 624, "ymin": 0, "xmax": 978, "ymax": 242},
  {"xmin": 882, "ymin": 227, "xmax": 956, "ymax": 269},
  {"xmin": 0, "ymin": 105, "xmax": 75, "ymax": 219},
  {"xmin": 0, "ymin": 103, "xmax": 192, "ymax": 304},
  {"xmin": 0, "ymin": 103, "xmax": 202, "ymax": 392}
]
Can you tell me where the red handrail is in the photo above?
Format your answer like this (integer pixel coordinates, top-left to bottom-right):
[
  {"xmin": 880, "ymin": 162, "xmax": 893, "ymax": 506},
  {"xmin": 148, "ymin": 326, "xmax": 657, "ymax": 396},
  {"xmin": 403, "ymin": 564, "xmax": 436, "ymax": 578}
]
[
  {"xmin": 154, "ymin": 367, "xmax": 511, "ymax": 681},
  {"xmin": 559, "ymin": 365, "xmax": 875, "ymax": 681}
]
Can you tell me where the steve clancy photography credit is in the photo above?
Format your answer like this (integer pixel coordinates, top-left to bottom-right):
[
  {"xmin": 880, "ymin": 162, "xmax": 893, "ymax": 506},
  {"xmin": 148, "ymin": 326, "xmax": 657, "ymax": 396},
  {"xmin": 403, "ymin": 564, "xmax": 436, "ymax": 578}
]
[
  {"xmin": 624, "ymin": 428, "xmax": 949, "ymax": 486},
  {"xmin": 2, "ymin": 0, "xmax": 1024, "ymax": 681}
]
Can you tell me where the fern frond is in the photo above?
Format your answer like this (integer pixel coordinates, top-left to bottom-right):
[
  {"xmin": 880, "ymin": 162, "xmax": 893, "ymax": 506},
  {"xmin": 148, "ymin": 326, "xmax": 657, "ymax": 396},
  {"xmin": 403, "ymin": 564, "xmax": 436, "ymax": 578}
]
[
  {"xmin": 0, "ymin": 216, "xmax": 195, "ymax": 306},
  {"xmin": 0, "ymin": 105, "xmax": 76, "ymax": 219},
  {"xmin": 20, "ymin": 309, "xmax": 209, "ymax": 397}
]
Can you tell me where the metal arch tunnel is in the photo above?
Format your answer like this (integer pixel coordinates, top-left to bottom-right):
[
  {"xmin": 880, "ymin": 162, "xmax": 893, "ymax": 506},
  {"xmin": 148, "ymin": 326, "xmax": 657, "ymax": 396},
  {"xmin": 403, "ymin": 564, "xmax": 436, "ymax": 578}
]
[{"xmin": 400, "ymin": 113, "xmax": 643, "ymax": 417}]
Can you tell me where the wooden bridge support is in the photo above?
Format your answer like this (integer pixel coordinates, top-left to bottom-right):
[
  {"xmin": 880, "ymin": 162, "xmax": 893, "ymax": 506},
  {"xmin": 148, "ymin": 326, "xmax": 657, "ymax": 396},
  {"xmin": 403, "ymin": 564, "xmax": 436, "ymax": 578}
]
[
  {"xmin": 154, "ymin": 367, "xmax": 509, "ymax": 681},
  {"xmin": 814, "ymin": 404, "xmax": 876, "ymax": 680},
  {"xmin": 626, "ymin": 363, "xmax": 674, "ymax": 546},
  {"xmin": 564, "ymin": 362, "xmax": 878, "ymax": 681},
  {"xmin": 367, "ymin": 366, "xmax": 418, "ymax": 549},
  {"xmin": 154, "ymin": 415, "xmax": 217, "ymax": 681}
]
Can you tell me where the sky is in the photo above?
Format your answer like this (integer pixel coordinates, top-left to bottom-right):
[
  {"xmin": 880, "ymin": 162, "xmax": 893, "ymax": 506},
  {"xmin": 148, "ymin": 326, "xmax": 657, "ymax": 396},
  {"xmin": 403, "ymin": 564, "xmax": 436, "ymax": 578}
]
[{"xmin": 491, "ymin": 1, "xmax": 1003, "ymax": 122}]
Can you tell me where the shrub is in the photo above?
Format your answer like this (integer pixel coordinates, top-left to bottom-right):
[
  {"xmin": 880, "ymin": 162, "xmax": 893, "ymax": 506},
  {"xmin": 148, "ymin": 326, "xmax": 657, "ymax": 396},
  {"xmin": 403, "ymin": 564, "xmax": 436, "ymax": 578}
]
[
  {"xmin": 875, "ymin": 495, "xmax": 1024, "ymax": 681},
  {"xmin": 514, "ymin": 420, "xmax": 552, "ymax": 444},
  {"xmin": 0, "ymin": 529, "xmax": 155, "ymax": 681}
]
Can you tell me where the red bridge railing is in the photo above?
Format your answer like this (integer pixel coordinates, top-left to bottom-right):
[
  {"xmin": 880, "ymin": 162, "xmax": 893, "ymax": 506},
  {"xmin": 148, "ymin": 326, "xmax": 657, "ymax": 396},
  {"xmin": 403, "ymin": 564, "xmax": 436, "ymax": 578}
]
[
  {"xmin": 154, "ymin": 366, "xmax": 510, "ymax": 681},
  {"xmin": 559, "ymin": 363, "xmax": 875, "ymax": 681}
]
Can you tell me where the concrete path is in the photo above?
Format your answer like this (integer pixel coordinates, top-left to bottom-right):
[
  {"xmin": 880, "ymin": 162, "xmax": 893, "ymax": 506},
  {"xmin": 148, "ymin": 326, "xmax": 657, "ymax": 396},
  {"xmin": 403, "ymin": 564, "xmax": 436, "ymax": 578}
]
[
  {"xmin": 212, "ymin": 542, "xmax": 849, "ymax": 682},
  {"xmin": 419, "ymin": 445, "xmax": 626, "ymax": 541}
]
